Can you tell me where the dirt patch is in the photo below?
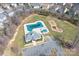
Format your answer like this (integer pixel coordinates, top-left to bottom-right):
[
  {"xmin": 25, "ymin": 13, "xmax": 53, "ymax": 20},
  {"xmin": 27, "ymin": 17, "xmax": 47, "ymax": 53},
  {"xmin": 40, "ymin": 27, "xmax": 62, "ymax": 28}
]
[{"xmin": 48, "ymin": 20, "xmax": 63, "ymax": 33}]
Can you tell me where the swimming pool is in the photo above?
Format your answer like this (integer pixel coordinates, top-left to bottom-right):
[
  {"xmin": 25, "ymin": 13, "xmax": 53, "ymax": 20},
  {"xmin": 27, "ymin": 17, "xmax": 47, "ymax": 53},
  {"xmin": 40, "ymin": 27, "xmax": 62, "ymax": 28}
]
[
  {"xmin": 27, "ymin": 22, "xmax": 44, "ymax": 31},
  {"xmin": 24, "ymin": 21, "xmax": 49, "ymax": 34},
  {"xmin": 41, "ymin": 29, "xmax": 48, "ymax": 33}
]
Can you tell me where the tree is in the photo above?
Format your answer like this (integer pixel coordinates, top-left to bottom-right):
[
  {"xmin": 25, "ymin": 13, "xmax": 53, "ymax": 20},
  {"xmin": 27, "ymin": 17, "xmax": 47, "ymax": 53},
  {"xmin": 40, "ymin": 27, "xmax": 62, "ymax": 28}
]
[
  {"xmin": 11, "ymin": 15, "xmax": 21, "ymax": 26},
  {"xmin": 0, "ymin": 35, "xmax": 9, "ymax": 55}
]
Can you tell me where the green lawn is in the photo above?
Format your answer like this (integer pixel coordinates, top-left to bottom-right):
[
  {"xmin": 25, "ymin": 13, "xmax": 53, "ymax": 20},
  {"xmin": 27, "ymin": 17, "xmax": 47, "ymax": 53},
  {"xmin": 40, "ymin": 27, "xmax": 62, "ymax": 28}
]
[
  {"xmin": 47, "ymin": 17, "xmax": 78, "ymax": 43},
  {"xmin": 33, "ymin": 16, "xmax": 40, "ymax": 20},
  {"xmin": 14, "ymin": 25, "xmax": 25, "ymax": 48},
  {"xmin": 33, "ymin": 15, "xmax": 46, "ymax": 20}
]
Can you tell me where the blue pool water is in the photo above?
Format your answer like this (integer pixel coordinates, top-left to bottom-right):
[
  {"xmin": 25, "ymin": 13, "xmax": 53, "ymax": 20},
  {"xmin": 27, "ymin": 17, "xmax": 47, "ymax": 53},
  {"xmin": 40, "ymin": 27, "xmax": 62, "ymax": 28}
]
[
  {"xmin": 41, "ymin": 29, "xmax": 47, "ymax": 33},
  {"xmin": 26, "ymin": 22, "xmax": 44, "ymax": 31}
]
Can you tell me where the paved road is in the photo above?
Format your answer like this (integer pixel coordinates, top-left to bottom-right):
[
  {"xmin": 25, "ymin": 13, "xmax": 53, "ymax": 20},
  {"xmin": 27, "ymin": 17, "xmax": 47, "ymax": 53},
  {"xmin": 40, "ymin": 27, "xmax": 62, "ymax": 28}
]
[{"xmin": 23, "ymin": 36, "xmax": 63, "ymax": 56}]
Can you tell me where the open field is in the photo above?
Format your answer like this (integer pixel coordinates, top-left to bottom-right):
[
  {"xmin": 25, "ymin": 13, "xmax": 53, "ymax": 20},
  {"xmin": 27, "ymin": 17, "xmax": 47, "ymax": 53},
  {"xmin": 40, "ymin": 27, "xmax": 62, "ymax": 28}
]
[
  {"xmin": 3, "ymin": 14, "xmax": 78, "ymax": 55},
  {"xmin": 46, "ymin": 16, "xmax": 78, "ymax": 43}
]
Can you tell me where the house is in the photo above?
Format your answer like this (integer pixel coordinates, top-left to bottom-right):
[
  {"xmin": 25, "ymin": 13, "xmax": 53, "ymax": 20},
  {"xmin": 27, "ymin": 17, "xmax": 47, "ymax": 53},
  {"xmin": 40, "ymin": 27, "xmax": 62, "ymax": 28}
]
[
  {"xmin": 30, "ymin": 3, "xmax": 41, "ymax": 9},
  {"xmin": 10, "ymin": 3, "xmax": 18, "ymax": 8},
  {"xmin": 25, "ymin": 31, "xmax": 42, "ymax": 43},
  {"xmin": 8, "ymin": 11, "xmax": 15, "ymax": 17}
]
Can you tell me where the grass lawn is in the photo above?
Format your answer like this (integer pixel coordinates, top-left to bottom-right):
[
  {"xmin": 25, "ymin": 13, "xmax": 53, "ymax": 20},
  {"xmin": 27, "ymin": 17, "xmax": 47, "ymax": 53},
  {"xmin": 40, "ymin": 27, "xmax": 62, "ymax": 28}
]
[
  {"xmin": 46, "ymin": 16, "xmax": 78, "ymax": 43},
  {"xmin": 14, "ymin": 25, "xmax": 25, "ymax": 48},
  {"xmin": 13, "ymin": 14, "xmax": 78, "ymax": 50},
  {"xmin": 33, "ymin": 15, "xmax": 46, "ymax": 20},
  {"xmin": 55, "ymin": 19, "xmax": 78, "ymax": 43},
  {"xmin": 33, "ymin": 16, "xmax": 40, "ymax": 20}
]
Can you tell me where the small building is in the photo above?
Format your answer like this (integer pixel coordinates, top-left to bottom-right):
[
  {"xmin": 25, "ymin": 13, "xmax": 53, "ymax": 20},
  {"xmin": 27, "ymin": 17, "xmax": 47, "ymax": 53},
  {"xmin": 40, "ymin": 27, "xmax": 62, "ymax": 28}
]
[{"xmin": 25, "ymin": 31, "xmax": 42, "ymax": 43}]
